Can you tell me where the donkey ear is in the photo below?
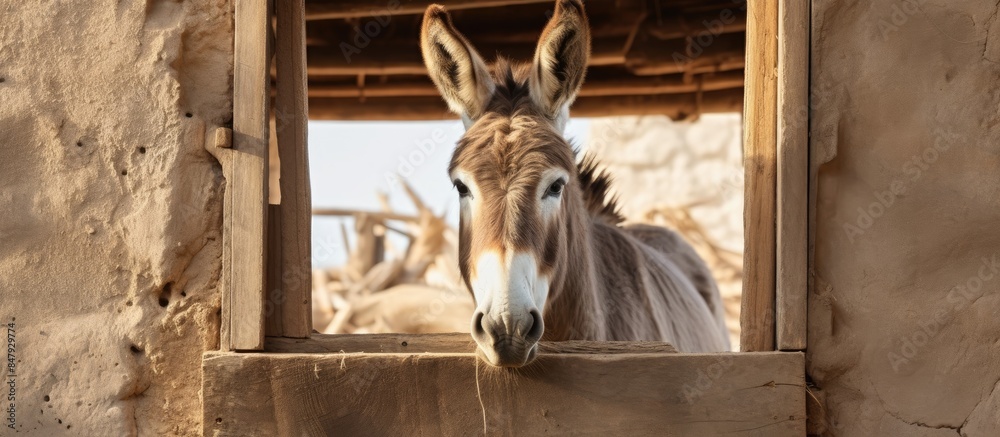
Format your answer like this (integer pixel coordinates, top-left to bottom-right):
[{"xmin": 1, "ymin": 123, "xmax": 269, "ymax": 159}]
[
  {"xmin": 421, "ymin": 5, "xmax": 495, "ymax": 122},
  {"xmin": 529, "ymin": 0, "xmax": 591, "ymax": 119}
]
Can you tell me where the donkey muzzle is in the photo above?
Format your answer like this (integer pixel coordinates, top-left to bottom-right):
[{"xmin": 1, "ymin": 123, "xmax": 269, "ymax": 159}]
[{"xmin": 471, "ymin": 309, "xmax": 544, "ymax": 367}]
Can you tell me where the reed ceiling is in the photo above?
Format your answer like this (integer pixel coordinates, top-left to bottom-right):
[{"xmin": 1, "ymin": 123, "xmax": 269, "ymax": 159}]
[{"xmin": 296, "ymin": 0, "xmax": 746, "ymax": 120}]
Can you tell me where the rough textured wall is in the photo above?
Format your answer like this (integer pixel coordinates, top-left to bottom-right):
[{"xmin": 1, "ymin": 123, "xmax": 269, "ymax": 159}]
[
  {"xmin": 0, "ymin": 1, "xmax": 232, "ymax": 435},
  {"xmin": 809, "ymin": 1, "xmax": 1000, "ymax": 435},
  {"xmin": 587, "ymin": 114, "xmax": 743, "ymax": 348}
]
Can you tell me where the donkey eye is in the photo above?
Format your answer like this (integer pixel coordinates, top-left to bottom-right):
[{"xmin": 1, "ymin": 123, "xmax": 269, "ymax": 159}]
[
  {"xmin": 454, "ymin": 180, "xmax": 471, "ymax": 198},
  {"xmin": 544, "ymin": 179, "xmax": 565, "ymax": 198}
]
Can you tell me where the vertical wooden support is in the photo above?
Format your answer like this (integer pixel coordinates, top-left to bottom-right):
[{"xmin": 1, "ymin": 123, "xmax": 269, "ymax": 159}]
[
  {"xmin": 226, "ymin": 0, "xmax": 272, "ymax": 351},
  {"xmin": 776, "ymin": 0, "xmax": 809, "ymax": 351},
  {"xmin": 269, "ymin": 0, "xmax": 312, "ymax": 338},
  {"xmin": 741, "ymin": 0, "xmax": 779, "ymax": 352},
  {"xmin": 266, "ymin": 204, "xmax": 284, "ymax": 335}
]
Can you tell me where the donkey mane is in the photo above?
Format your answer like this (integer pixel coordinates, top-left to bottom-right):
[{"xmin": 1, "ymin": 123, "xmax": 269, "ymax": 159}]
[
  {"xmin": 576, "ymin": 155, "xmax": 624, "ymax": 225},
  {"xmin": 480, "ymin": 58, "xmax": 540, "ymax": 118}
]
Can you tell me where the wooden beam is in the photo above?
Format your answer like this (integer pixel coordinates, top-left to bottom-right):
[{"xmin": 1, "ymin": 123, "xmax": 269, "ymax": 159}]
[
  {"xmin": 645, "ymin": 9, "xmax": 747, "ymax": 41},
  {"xmin": 307, "ymin": 89, "xmax": 744, "ymax": 121},
  {"xmin": 571, "ymin": 89, "xmax": 744, "ymax": 119},
  {"xmin": 306, "ymin": 37, "xmax": 627, "ymax": 76},
  {"xmin": 305, "ymin": 0, "xmax": 553, "ymax": 20},
  {"xmin": 305, "ymin": 6, "xmax": 644, "ymax": 47},
  {"xmin": 223, "ymin": 0, "xmax": 272, "ymax": 351},
  {"xmin": 271, "ymin": 0, "xmax": 313, "ymax": 339},
  {"xmin": 304, "ymin": 0, "xmax": 739, "ymax": 20},
  {"xmin": 577, "ymin": 71, "xmax": 744, "ymax": 96},
  {"xmin": 775, "ymin": 0, "xmax": 809, "ymax": 351},
  {"xmin": 308, "ymin": 23, "xmax": 743, "ymax": 77},
  {"xmin": 741, "ymin": 0, "xmax": 778, "ymax": 352},
  {"xmin": 305, "ymin": 71, "xmax": 744, "ymax": 98},
  {"xmin": 626, "ymin": 30, "xmax": 746, "ymax": 76},
  {"xmin": 265, "ymin": 333, "xmax": 678, "ymax": 354},
  {"xmin": 204, "ymin": 349, "xmax": 805, "ymax": 435}
]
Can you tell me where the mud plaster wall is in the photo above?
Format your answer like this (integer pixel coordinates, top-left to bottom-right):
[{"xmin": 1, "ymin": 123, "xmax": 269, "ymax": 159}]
[
  {"xmin": 0, "ymin": 1, "xmax": 232, "ymax": 435},
  {"xmin": 809, "ymin": 0, "xmax": 1000, "ymax": 435}
]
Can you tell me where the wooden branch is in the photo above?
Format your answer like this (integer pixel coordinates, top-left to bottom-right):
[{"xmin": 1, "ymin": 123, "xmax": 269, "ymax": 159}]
[
  {"xmin": 272, "ymin": 0, "xmax": 312, "ymax": 339},
  {"xmin": 307, "ymin": 89, "xmax": 744, "ymax": 121},
  {"xmin": 349, "ymin": 213, "xmax": 381, "ymax": 275},
  {"xmin": 305, "ymin": 71, "xmax": 744, "ymax": 98},
  {"xmin": 312, "ymin": 208, "xmax": 419, "ymax": 223},
  {"xmin": 741, "ymin": 0, "xmax": 778, "ymax": 352},
  {"xmin": 203, "ymin": 350, "xmax": 805, "ymax": 435},
  {"xmin": 305, "ymin": 0, "xmax": 553, "ymax": 20},
  {"xmin": 775, "ymin": 0, "xmax": 809, "ymax": 351}
]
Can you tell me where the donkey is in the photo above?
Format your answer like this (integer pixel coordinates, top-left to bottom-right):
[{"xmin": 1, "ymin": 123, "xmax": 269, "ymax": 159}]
[{"xmin": 420, "ymin": 0, "xmax": 731, "ymax": 367}]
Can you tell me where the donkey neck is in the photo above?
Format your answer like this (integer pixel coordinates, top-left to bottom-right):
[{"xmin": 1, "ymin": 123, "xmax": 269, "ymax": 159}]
[{"xmin": 543, "ymin": 188, "xmax": 610, "ymax": 341}]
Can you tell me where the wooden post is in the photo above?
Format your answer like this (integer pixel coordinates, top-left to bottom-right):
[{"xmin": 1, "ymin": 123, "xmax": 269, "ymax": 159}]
[
  {"xmin": 267, "ymin": 0, "xmax": 313, "ymax": 338},
  {"xmin": 224, "ymin": 0, "xmax": 272, "ymax": 351},
  {"xmin": 265, "ymin": 204, "xmax": 284, "ymax": 336},
  {"xmin": 776, "ymin": 0, "xmax": 809, "ymax": 351},
  {"xmin": 741, "ymin": 0, "xmax": 778, "ymax": 352}
]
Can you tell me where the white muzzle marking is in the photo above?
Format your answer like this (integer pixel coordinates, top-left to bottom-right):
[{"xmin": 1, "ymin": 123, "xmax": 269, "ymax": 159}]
[{"xmin": 469, "ymin": 250, "xmax": 549, "ymax": 366}]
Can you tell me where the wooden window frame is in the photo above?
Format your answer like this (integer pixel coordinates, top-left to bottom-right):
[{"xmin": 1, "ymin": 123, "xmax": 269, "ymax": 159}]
[
  {"xmin": 210, "ymin": 0, "xmax": 312, "ymax": 352},
  {"xmin": 742, "ymin": 0, "xmax": 810, "ymax": 352},
  {"xmin": 204, "ymin": 0, "xmax": 812, "ymax": 434}
]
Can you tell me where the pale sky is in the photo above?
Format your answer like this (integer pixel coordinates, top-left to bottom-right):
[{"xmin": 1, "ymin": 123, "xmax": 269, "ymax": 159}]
[{"xmin": 309, "ymin": 118, "xmax": 591, "ymax": 267}]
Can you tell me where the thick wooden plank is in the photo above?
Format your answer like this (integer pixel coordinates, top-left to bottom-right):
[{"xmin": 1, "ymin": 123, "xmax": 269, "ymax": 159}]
[
  {"xmin": 228, "ymin": 0, "xmax": 272, "ymax": 351},
  {"xmin": 741, "ymin": 0, "xmax": 779, "ymax": 352},
  {"xmin": 204, "ymin": 350, "xmax": 804, "ymax": 436},
  {"xmin": 265, "ymin": 333, "xmax": 677, "ymax": 354},
  {"xmin": 273, "ymin": 0, "xmax": 312, "ymax": 338},
  {"xmin": 775, "ymin": 0, "xmax": 809, "ymax": 351},
  {"xmin": 308, "ymin": 89, "xmax": 744, "ymax": 121}
]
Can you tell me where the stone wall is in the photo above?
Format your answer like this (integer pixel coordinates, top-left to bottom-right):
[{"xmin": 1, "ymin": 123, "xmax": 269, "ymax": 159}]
[{"xmin": 0, "ymin": 1, "xmax": 232, "ymax": 435}]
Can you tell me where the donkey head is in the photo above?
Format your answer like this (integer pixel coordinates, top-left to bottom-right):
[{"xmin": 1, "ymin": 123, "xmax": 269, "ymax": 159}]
[{"xmin": 421, "ymin": 0, "xmax": 591, "ymax": 367}]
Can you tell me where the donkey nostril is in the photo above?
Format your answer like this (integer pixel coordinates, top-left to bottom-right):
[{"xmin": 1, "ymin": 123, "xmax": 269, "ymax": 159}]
[
  {"xmin": 526, "ymin": 310, "xmax": 543, "ymax": 341},
  {"xmin": 472, "ymin": 311, "xmax": 487, "ymax": 337}
]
